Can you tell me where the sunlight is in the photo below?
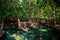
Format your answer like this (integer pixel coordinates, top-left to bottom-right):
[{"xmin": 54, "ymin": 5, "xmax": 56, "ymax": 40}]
[
  {"xmin": 39, "ymin": 29, "xmax": 47, "ymax": 32},
  {"xmin": 19, "ymin": 0, "xmax": 22, "ymax": 4}
]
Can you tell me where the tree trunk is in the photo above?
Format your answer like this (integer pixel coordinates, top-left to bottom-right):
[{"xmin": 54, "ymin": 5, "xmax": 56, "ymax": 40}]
[
  {"xmin": 28, "ymin": 0, "xmax": 31, "ymax": 18},
  {"xmin": 0, "ymin": 18, "xmax": 5, "ymax": 37},
  {"xmin": 53, "ymin": 6, "xmax": 56, "ymax": 26},
  {"xmin": 1, "ymin": 18, "xmax": 3, "ymax": 30},
  {"xmin": 17, "ymin": 18, "xmax": 21, "ymax": 29}
]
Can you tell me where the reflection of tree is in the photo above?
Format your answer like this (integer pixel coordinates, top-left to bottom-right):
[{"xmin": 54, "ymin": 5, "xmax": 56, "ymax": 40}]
[{"xmin": 4, "ymin": 25, "xmax": 55, "ymax": 40}]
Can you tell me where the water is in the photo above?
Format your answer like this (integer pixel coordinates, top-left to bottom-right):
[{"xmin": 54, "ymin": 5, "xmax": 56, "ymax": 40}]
[{"xmin": 3, "ymin": 25, "xmax": 56, "ymax": 40}]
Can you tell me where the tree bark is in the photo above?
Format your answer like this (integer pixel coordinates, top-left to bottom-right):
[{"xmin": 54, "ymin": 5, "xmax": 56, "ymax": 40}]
[
  {"xmin": 17, "ymin": 18, "xmax": 21, "ymax": 29},
  {"xmin": 53, "ymin": 6, "xmax": 56, "ymax": 26},
  {"xmin": 1, "ymin": 18, "xmax": 3, "ymax": 30}
]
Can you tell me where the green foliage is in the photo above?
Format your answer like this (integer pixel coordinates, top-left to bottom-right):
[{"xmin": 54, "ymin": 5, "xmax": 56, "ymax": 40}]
[
  {"xmin": 0, "ymin": 0, "xmax": 60, "ymax": 22},
  {"xmin": 56, "ymin": 7, "xmax": 60, "ymax": 23},
  {"xmin": 43, "ymin": 5, "xmax": 52, "ymax": 19}
]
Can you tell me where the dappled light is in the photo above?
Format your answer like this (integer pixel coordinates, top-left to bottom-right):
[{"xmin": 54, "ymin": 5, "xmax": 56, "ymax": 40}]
[{"xmin": 0, "ymin": 0, "xmax": 60, "ymax": 40}]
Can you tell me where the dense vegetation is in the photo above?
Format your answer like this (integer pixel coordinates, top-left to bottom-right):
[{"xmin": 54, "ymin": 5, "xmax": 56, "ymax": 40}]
[{"xmin": 0, "ymin": 0, "xmax": 60, "ymax": 40}]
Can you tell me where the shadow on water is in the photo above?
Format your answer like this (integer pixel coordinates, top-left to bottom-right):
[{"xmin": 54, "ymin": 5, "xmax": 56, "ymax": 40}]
[{"xmin": 2, "ymin": 25, "xmax": 57, "ymax": 40}]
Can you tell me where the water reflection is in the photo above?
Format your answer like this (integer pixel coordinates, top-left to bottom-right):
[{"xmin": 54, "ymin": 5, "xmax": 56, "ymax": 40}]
[{"xmin": 4, "ymin": 25, "xmax": 56, "ymax": 40}]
